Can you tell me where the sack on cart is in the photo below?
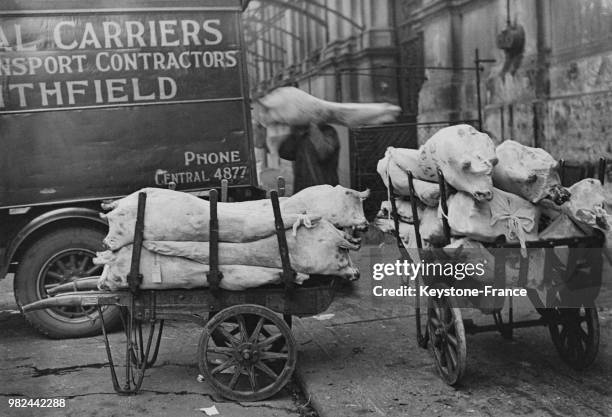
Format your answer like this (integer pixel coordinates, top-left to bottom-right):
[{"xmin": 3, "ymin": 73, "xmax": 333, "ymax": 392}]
[{"xmin": 444, "ymin": 188, "xmax": 540, "ymax": 250}]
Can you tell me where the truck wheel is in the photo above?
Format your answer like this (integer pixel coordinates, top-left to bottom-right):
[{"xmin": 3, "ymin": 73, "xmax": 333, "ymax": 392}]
[{"xmin": 14, "ymin": 227, "xmax": 121, "ymax": 339}]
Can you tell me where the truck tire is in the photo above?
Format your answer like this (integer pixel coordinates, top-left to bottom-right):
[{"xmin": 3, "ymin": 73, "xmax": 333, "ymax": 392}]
[{"xmin": 14, "ymin": 227, "xmax": 121, "ymax": 339}]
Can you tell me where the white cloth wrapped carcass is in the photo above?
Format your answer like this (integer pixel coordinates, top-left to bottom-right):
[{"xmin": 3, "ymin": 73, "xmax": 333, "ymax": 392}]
[
  {"xmin": 377, "ymin": 149, "xmax": 440, "ymax": 206},
  {"xmin": 375, "ymin": 199, "xmax": 443, "ymax": 244},
  {"xmin": 537, "ymin": 178, "xmax": 609, "ymax": 238},
  {"xmin": 376, "ymin": 199, "xmax": 414, "ymax": 223},
  {"xmin": 102, "ymin": 185, "xmax": 369, "ymax": 251},
  {"xmin": 374, "ymin": 201, "xmax": 421, "ymax": 261},
  {"xmin": 420, "ymin": 206, "xmax": 446, "ymax": 245},
  {"xmin": 493, "ymin": 140, "xmax": 570, "ymax": 204},
  {"xmin": 563, "ymin": 178, "xmax": 609, "ymax": 231},
  {"xmin": 444, "ymin": 188, "xmax": 539, "ymax": 252},
  {"xmin": 96, "ymin": 248, "xmax": 309, "ymax": 291},
  {"xmin": 101, "ymin": 187, "xmax": 304, "ymax": 250},
  {"xmin": 96, "ymin": 218, "xmax": 360, "ymax": 291},
  {"xmin": 141, "ymin": 218, "xmax": 360, "ymax": 275},
  {"xmin": 256, "ymin": 86, "xmax": 401, "ymax": 128},
  {"xmin": 418, "ymin": 124, "xmax": 497, "ymax": 201}
]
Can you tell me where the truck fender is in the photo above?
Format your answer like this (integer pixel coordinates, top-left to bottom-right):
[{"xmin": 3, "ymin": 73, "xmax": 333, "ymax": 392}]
[{"xmin": 1, "ymin": 207, "xmax": 108, "ymax": 279}]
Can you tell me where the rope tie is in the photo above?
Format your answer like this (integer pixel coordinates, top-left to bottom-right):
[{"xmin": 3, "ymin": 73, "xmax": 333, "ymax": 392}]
[
  {"xmin": 490, "ymin": 211, "xmax": 535, "ymax": 256},
  {"xmin": 292, "ymin": 213, "xmax": 316, "ymax": 236}
]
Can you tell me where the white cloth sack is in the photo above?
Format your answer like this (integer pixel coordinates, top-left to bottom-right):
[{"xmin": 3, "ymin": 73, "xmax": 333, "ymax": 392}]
[
  {"xmin": 445, "ymin": 188, "xmax": 539, "ymax": 252},
  {"xmin": 96, "ymin": 247, "xmax": 309, "ymax": 291},
  {"xmin": 493, "ymin": 140, "xmax": 568, "ymax": 204}
]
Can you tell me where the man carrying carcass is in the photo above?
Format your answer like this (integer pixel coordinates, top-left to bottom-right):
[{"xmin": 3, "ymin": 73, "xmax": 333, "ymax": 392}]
[{"xmin": 278, "ymin": 122, "xmax": 340, "ymax": 192}]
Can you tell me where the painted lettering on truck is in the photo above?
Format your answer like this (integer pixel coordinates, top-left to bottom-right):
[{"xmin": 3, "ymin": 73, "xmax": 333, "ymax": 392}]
[{"xmin": 0, "ymin": 15, "xmax": 240, "ymax": 112}]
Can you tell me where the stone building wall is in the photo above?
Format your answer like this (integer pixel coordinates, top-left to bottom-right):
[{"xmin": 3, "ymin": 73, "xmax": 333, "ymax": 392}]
[
  {"xmin": 410, "ymin": 0, "xmax": 612, "ymax": 165},
  {"xmin": 244, "ymin": 0, "xmax": 401, "ymax": 194}
]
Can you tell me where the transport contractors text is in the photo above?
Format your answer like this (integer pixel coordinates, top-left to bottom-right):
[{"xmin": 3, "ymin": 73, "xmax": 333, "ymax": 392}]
[{"xmin": 0, "ymin": 14, "xmax": 240, "ymax": 111}]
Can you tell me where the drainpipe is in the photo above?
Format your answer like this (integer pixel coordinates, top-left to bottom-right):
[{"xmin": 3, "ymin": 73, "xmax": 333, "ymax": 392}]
[{"xmin": 533, "ymin": 0, "xmax": 549, "ymax": 148}]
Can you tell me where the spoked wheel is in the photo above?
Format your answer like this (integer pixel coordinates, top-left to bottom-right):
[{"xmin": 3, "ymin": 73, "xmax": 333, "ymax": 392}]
[
  {"xmin": 548, "ymin": 306, "xmax": 599, "ymax": 370},
  {"xmin": 15, "ymin": 227, "xmax": 121, "ymax": 338},
  {"xmin": 427, "ymin": 286, "xmax": 467, "ymax": 385},
  {"xmin": 198, "ymin": 305, "xmax": 297, "ymax": 401}
]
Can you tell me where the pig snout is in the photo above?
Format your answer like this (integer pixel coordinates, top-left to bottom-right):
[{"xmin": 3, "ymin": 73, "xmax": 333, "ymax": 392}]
[
  {"xmin": 472, "ymin": 190, "xmax": 493, "ymax": 201},
  {"xmin": 102, "ymin": 237, "xmax": 113, "ymax": 250},
  {"xmin": 343, "ymin": 268, "xmax": 360, "ymax": 281},
  {"xmin": 355, "ymin": 221, "xmax": 369, "ymax": 232}
]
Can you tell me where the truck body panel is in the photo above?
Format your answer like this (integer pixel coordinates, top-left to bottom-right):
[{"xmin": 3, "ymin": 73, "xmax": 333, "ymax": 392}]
[{"xmin": 0, "ymin": 1, "xmax": 257, "ymax": 276}]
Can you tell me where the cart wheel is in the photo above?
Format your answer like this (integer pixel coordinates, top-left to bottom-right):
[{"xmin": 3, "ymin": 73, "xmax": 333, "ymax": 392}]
[
  {"xmin": 548, "ymin": 306, "xmax": 599, "ymax": 370},
  {"xmin": 198, "ymin": 305, "xmax": 297, "ymax": 401},
  {"xmin": 427, "ymin": 286, "xmax": 467, "ymax": 385}
]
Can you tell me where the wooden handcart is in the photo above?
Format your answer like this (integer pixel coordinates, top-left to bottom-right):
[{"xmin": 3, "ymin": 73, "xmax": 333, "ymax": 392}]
[
  {"xmin": 23, "ymin": 183, "xmax": 339, "ymax": 401},
  {"xmin": 388, "ymin": 158, "xmax": 607, "ymax": 385}
]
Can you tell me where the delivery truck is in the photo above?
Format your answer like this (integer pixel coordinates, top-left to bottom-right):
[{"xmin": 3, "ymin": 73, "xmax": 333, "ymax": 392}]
[{"xmin": 0, "ymin": 0, "xmax": 259, "ymax": 337}]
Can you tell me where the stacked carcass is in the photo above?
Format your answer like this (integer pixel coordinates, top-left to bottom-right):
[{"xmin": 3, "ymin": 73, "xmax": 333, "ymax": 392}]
[
  {"xmin": 95, "ymin": 185, "xmax": 369, "ymax": 291},
  {"xmin": 376, "ymin": 124, "xmax": 609, "ymax": 301}
]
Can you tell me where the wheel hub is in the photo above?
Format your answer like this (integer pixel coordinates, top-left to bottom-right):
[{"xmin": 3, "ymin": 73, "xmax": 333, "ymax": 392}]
[{"xmin": 237, "ymin": 343, "xmax": 259, "ymax": 364}]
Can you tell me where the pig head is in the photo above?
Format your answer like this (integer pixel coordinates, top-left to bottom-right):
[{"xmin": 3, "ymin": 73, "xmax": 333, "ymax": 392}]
[
  {"xmin": 420, "ymin": 124, "xmax": 497, "ymax": 201},
  {"xmin": 564, "ymin": 178, "xmax": 610, "ymax": 230},
  {"xmin": 288, "ymin": 218, "xmax": 360, "ymax": 280},
  {"xmin": 283, "ymin": 185, "xmax": 370, "ymax": 231}
]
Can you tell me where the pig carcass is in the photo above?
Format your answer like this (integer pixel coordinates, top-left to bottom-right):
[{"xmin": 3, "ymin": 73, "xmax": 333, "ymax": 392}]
[
  {"xmin": 374, "ymin": 211, "xmax": 421, "ymax": 261},
  {"xmin": 377, "ymin": 199, "xmax": 415, "ymax": 223},
  {"xmin": 101, "ymin": 188, "xmax": 311, "ymax": 250},
  {"xmin": 377, "ymin": 150, "xmax": 440, "ymax": 206},
  {"xmin": 140, "ymin": 218, "xmax": 361, "ymax": 277},
  {"xmin": 102, "ymin": 185, "xmax": 369, "ymax": 251},
  {"xmin": 563, "ymin": 178, "xmax": 609, "ymax": 231},
  {"xmin": 493, "ymin": 140, "xmax": 570, "ymax": 204},
  {"xmin": 96, "ymin": 218, "xmax": 360, "ymax": 291},
  {"xmin": 417, "ymin": 206, "xmax": 444, "ymax": 245},
  {"xmin": 257, "ymin": 86, "xmax": 401, "ymax": 128},
  {"xmin": 96, "ymin": 248, "xmax": 310, "ymax": 291},
  {"xmin": 536, "ymin": 178, "xmax": 609, "ymax": 236},
  {"xmin": 418, "ymin": 124, "xmax": 497, "ymax": 201},
  {"xmin": 279, "ymin": 184, "xmax": 370, "ymax": 230},
  {"xmin": 256, "ymin": 87, "xmax": 401, "ymax": 159},
  {"xmin": 375, "ymin": 199, "xmax": 443, "ymax": 245}
]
